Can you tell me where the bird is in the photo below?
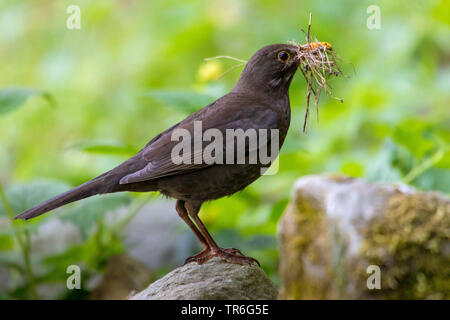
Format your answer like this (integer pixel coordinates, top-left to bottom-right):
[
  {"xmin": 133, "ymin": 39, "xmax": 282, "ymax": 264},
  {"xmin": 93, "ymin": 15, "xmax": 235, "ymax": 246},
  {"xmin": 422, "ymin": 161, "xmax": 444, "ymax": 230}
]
[{"xmin": 15, "ymin": 43, "xmax": 302, "ymax": 265}]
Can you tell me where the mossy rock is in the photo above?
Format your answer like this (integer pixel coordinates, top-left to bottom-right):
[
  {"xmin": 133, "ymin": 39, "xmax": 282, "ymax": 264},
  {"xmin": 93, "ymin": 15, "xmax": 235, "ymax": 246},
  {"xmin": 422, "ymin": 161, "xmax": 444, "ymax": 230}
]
[{"xmin": 278, "ymin": 175, "xmax": 449, "ymax": 299}]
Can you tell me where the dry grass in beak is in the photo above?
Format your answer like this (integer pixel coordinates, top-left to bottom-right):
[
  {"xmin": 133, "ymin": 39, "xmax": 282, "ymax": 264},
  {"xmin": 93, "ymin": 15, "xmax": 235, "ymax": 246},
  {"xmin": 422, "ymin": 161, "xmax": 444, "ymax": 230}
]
[
  {"xmin": 291, "ymin": 13, "xmax": 346, "ymax": 132},
  {"xmin": 205, "ymin": 14, "xmax": 346, "ymax": 133}
]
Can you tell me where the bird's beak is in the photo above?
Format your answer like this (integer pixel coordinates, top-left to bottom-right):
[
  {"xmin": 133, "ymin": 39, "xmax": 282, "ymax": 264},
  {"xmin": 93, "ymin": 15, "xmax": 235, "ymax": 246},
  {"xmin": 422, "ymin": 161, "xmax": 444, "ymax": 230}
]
[{"xmin": 291, "ymin": 54, "xmax": 301, "ymax": 70}]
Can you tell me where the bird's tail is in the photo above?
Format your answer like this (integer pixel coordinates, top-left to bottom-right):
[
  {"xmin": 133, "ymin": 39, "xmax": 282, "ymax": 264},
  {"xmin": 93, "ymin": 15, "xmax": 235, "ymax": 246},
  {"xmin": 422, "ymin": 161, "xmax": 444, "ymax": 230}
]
[{"xmin": 14, "ymin": 178, "xmax": 104, "ymax": 220}]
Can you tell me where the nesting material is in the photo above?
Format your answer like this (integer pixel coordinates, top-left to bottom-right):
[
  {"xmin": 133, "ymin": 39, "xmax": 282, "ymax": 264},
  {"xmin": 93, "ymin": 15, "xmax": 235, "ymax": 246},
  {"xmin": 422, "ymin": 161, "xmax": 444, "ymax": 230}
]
[
  {"xmin": 205, "ymin": 14, "xmax": 345, "ymax": 132},
  {"xmin": 291, "ymin": 13, "xmax": 345, "ymax": 132}
]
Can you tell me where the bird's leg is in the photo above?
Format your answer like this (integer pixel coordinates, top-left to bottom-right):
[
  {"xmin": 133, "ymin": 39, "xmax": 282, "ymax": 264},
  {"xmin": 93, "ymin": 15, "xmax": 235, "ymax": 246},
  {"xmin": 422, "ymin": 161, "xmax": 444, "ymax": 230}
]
[
  {"xmin": 176, "ymin": 200, "xmax": 212, "ymax": 264},
  {"xmin": 184, "ymin": 200, "xmax": 259, "ymax": 266}
]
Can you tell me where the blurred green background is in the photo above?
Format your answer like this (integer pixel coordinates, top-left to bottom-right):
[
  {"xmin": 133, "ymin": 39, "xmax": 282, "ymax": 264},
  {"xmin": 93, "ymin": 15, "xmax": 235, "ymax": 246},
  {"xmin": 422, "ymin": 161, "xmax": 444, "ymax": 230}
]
[{"xmin": 0, "ymin": 0, "xmax": 449, "ymax": 299}]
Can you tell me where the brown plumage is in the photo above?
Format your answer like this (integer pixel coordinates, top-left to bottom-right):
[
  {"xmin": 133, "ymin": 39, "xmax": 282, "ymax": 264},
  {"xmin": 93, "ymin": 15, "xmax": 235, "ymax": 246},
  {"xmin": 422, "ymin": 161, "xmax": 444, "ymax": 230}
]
[{"xmin": 15, "ymin": 44, "xmax": 301, "ymax": 265}]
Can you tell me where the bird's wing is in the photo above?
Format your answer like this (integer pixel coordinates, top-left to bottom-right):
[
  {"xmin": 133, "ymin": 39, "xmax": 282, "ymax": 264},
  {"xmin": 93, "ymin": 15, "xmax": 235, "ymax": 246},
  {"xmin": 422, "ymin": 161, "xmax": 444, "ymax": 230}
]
[{"xmin": 119, "ymin": 95, "xmax": 278, "ymax": 184}]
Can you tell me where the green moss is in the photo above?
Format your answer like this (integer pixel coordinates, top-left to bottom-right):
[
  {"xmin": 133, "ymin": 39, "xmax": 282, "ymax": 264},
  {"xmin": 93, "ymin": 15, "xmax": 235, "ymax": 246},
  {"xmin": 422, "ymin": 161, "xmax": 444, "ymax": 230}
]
[
  {"xmin": 280, "ymin": 177, "xmax": 449, "ymax": 299},
  {"xmin": 279, "ymin": 190, "xmax": 334, "ymax": 299},
  {"xmin": 359, "ymin": 191, "xmax": 450, "ymax": 299}
]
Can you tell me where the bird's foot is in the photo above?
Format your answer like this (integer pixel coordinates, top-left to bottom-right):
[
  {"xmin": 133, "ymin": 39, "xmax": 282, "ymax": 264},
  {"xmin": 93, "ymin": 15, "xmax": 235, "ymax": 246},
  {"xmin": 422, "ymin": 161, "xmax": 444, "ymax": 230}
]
[
  {"xmin": 184, "ymin": 247, "xmax": 259, "ymax": 266},
  {"xmin": 184, "ymin": 248, "xmax": 211, "ymax": 265},
  {"xmin": 214, "ymin": 247, "xmax": 260, "ymax": 266}
]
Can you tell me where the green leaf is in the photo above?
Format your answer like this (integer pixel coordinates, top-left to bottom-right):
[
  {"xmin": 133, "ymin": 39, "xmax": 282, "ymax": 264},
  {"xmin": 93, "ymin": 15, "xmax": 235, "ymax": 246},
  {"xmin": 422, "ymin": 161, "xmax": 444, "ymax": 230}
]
[
  {"xmin": 365, "ymin": 140, "xmax": 403, "ymax": 184},
  {"xmin": 71, "ymin": 140, "xmax": 140, "ymax": 156},
  {"xmin": 0, "ymin": 180, "xmax": 71, "ymax": 218},
  {"xmin": 393, "ymin": 119, "xmax": 435, "ymax": 159},
  {"xmin": 0, "ymin": 252, "xmax": 24, "ymax": 272},
  {"xmin": 0, "ymin": 180, "xmax": 131, "ymax": 239},
  {"xmin": 413, "ymin": 167, "xmax": 450, "ymax": 193},
  {"xmin": 58, "ymin": 193, "xmax": 131, "ymax": 239},
  {"xmin": 145, "ymin": 89, "xmax": 216, "ymax": 113},
  {"xmin": 0, "ymin": 87, "xmax": 54, "ymax": 115},
  {"xmin": 341, "ymin": 161, "xmax": 364, "ymax": 177},
  {"xmin": 43, "ymin": 222, "xmax": 123, "ymax": 273},
  {"xmin": 0, "ymin": 234, "xmax": 14, "ymax": 250}
]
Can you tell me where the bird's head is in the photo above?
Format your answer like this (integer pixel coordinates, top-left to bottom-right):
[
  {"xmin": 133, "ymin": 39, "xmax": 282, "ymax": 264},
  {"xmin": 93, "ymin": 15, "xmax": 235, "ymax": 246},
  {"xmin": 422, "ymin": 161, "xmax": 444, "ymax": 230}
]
[{"xmin": 233, "ymin": 44, "xmax": 301, "ymax": 95}]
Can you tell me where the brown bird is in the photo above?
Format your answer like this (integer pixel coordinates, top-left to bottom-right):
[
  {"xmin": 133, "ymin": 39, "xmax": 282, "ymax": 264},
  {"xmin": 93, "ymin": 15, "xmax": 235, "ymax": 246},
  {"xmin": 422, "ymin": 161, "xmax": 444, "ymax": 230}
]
[{"xmin": 15, "ymin": 44, "xmax": 301, "ymax": 265}]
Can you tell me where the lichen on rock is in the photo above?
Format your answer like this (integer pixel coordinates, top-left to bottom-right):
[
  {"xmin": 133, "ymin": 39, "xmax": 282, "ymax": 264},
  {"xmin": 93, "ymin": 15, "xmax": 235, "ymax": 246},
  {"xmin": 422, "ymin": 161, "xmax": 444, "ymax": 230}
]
[
  {"xmin": 278, "ymin": 175, "xmax": 450, "ymax": 299},
  {"xmin": 359, "ymin": 190, "xmax": 450, "ymax": 299}
]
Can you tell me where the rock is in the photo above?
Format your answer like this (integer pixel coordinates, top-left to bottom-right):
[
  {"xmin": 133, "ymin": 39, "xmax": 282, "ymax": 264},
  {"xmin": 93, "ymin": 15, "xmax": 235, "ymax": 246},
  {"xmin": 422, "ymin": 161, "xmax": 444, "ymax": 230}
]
[
  {"xmin": 278, "ymin": 175, "xmax": 450, "ymax": 300},
  {"xmin": 130, "ymin": 257, "xmax": 278, "ymax": 300}
]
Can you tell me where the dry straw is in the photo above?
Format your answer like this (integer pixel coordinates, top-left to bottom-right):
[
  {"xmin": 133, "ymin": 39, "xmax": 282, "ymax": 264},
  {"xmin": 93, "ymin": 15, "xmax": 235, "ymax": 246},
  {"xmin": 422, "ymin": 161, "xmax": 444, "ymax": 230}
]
[
  {"xmin": 206, "ymin": 13, "xmax": 345, "ymax": 132},
  {"xmin": 292, "ymin": 13, "xmax": 345, "ymax": 132}
]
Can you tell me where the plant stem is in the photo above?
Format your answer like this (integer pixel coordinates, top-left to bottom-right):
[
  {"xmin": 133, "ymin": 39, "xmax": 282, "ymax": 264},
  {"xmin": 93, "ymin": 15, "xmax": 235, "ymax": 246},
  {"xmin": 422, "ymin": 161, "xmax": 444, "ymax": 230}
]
[
  {"xmin": 0, "ymin": 181, "xmax": 39, "ymax": 299},
  {"xmin": 403, "ymin": 149, "xmax": 445, "ymax": 184}
]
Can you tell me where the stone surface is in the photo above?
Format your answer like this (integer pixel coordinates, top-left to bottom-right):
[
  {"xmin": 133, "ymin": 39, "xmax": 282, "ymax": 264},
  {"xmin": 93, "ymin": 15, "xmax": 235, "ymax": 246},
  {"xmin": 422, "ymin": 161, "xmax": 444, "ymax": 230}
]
[
  {"xmin": 130, "ymin": 257, "xmax": 278, "ymax": 300},
  {"xmin": 278, "ymin": 175, "xmax": 450, "ymax": 299}
]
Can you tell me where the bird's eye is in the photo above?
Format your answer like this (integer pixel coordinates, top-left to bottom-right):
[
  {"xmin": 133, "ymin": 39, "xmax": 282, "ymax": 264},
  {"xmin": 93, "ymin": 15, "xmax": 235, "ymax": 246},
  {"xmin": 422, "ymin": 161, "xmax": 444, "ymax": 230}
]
[{"xmin": 277, "ymin": 51, "xmax": 290, "ymax": 62}]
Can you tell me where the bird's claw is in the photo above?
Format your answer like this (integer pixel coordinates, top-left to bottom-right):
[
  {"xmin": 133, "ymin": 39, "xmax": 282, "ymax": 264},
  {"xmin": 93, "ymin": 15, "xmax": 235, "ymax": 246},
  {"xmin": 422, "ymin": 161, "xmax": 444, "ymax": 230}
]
[
  {"xmin": 184, "ymin": 248, "xmax": 211, "ymax": 265},
  {"xmin": 184, "ymin": 247, "xmax": 259, "ymax": 266}
]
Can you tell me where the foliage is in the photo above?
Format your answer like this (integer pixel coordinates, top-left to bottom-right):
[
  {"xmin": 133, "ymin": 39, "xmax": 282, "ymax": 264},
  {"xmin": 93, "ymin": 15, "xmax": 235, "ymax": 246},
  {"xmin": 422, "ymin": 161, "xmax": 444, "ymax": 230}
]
[
  {"xmin": 0, "ymin": 179, "xmax": 131, "ymax": 299},
  {"xmin": 0, "ymin": 87, "xmax": 53, "ymax": 115}
]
